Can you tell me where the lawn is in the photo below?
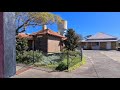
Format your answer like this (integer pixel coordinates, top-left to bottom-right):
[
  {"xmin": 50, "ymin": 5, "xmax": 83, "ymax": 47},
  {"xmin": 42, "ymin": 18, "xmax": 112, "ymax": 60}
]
[{"xmin": 34, "ymin": 55, "xmax": 86, "ymax": 71}]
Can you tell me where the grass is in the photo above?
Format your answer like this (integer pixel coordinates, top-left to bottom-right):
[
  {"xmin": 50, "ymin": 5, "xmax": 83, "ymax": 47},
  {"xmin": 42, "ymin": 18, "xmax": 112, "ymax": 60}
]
[
  {"xmin": 68, "ymin": 56, "xmax": 86, "ymax": 72},
  {"xmin": 34, "ymin": 62, "xmax": 59, "ymax": 69},
  {"xmin": 55, "ymin": 55, "xmax": 86, "ymax": 71},
  {"xmin": 34, "ymin": 56, "xmax": 86, "ymax": 71}
]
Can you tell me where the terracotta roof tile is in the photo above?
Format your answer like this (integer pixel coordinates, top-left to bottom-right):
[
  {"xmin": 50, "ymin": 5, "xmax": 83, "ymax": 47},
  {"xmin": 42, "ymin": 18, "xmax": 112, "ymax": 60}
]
[
  {"xmin": 30, "ymin": 28, "xmax": 65, "ymax": 38},
  {"xmin": 17, "ymin": 33, "xmax": 28, "ymax": 38}
]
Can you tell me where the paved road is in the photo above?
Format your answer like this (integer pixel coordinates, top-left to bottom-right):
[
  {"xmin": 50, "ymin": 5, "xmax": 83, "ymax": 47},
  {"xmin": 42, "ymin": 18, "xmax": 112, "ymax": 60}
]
[
  {"xmin": 12, "ymin": 63, "xmax": 96, "ymax": 78},
  {"xmin": 83, "ymin": 50, "xmax": 120, "ymax": 78},
  {"xmin": 99, "ymin": 50, "xmax": 120, "ymax": 63},
  {"xmin": 12, "ymin": 50, "xmax": 120, "ymax": 78}
]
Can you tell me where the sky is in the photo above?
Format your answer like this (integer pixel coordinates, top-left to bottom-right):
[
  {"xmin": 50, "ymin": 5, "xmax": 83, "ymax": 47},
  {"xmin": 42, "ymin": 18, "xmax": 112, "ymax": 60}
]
[{"xmin": 26, "ymin": 12, "xmax": 120, "ymax": 38}]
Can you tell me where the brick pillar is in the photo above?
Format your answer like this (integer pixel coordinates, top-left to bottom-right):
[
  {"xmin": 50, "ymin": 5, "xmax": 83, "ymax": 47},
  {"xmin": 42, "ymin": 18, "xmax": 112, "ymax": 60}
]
[{"xmin": 0, "ymin": 12, "xmax": 16, "ymax": 78}]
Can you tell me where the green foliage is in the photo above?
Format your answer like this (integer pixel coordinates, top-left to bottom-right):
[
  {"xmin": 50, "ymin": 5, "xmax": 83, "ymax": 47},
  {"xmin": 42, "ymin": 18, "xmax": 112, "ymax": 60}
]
[
  {"xmin": 16, "ymin": 37, "xmax": 28, "ymax": 55},
  {"xmin": 16, "ymin": 12, "xmax": 63, "ymax": 34},
  {"xmin": 34, "ymin": 54, "xmax": 61, "ymax": 66},
  {"xmin": 55, "ymin": 62, "xmax": 67, "ymax": 71},
  {"xmin": 17, "ymin": 51, "xmax": 61, "ymax": 65},
  {"xmin": 16, "ymin": 50, "xmax": 43, "ymax": 64},
  {"xmin": 64, "ymin": 29, "xmax": 81, "ymax": 51},
  {"xmin": 68, "ymin": 56, "xmax": 86, "ymax": 72},
  {"xmin": 56, "ymin": 50, "xmax": 82, "ymax": 71}
]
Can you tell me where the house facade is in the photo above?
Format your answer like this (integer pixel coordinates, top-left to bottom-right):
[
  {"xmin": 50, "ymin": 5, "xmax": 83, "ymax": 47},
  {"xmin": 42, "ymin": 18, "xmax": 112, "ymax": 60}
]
[
  {"xmin": 17, "ymin": 25, "xmax": 66, "ymax": 53},
  {"xmin": 81, "ymin": 32, "xmax": 118, "ymax": 50}
]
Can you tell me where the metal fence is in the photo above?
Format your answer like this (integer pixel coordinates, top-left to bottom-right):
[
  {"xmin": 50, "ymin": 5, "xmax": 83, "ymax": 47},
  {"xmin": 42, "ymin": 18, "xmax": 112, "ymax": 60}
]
[
  {"xmin": 17, "ymin": 47, "xmax": 83, "ymax": 71},
  {"xmin": 43, "ymin": 48, "xmax": 83, "ymax": 70},
  {"xmin": 63, "ymin": 49, "xmax": 83, "ymax": 69}
]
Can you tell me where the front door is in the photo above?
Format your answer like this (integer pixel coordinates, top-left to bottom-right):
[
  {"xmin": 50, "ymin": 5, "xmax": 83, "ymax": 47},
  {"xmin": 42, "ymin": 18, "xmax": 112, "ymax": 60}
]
[{"xmin": 106, "ymin": 42, "xmax": 111, "ymax": 49}]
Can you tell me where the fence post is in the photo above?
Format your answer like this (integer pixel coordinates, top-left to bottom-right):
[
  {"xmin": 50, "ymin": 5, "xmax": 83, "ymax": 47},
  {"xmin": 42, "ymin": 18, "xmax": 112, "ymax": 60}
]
[
  {"xmin": 67, "ymin": 50, "xmax": 69, "ymax": 70},
  {"xmin": 81, "ymin": 47, "xmax": 83, "ymax": 61},
  {"xmin": 32, "ymin": 36, "xmax": 35, "ymax": 64}
]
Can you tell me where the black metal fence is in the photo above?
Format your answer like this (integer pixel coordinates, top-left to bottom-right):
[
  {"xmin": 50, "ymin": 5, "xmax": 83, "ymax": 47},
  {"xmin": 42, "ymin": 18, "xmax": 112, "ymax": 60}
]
[
  {"xmin": 63, "ymin": 49, "xmax": 83, "ymax": 69},
  {"xmin": 43, "ymin": 48, "xmax": 83, "ymax": 70},
  {"xmin": 17, "ymin": 47, "xmax": 83, "ymax": 71}
]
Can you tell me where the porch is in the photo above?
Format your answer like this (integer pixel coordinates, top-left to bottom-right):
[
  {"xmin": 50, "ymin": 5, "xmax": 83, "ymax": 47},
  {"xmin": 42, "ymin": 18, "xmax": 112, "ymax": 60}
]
[{"xmin": 82, "ymin": 42, "xmax": 116, "ymax": 50}]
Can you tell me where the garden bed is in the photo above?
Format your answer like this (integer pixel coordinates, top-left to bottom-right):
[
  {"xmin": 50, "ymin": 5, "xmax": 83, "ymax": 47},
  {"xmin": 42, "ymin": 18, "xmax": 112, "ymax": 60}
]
[{"xmin": 17, "ymin": 50, "xmax": 86, "ymax": 71}]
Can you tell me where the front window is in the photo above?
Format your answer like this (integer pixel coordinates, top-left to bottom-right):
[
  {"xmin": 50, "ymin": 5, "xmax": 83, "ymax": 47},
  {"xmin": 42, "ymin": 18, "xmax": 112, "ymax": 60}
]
[
  {"xmin": 96, "ymin": 42, "xmax": 99, "ymax": 46},
  {"xmin": 92, "ymin": 42, "xmax": 99, "ymax": 46}
]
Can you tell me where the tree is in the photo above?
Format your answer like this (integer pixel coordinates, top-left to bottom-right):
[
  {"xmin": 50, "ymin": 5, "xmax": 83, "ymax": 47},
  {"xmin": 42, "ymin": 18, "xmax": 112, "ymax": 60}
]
[
  {"xmin": 64, "ymin": 29, "xmax": 81, "ymax": 51},
  {"xmin": 76, "ymin": 33, "xmax": 83, "ymax": 41},
  {"xmin": 15, "ymin": 12, "xmax": 62, "ymax": 35},
  {"xmin": 16, "ymin": 37, "xmax": 28, "ymax": 55}
]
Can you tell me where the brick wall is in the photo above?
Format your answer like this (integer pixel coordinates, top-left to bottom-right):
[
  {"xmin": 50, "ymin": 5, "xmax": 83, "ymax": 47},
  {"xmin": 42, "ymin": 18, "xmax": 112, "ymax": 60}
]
[
  {"xmin": 47, "ymin": 35, "xmax": 61, "ymax": 53},
  {"xmin": 35, "ymin": 35, "xmax": 47, "ymax": 53},
  {"xmin": 28, "ymin": 40, "xmax": 33, "ymax": 50}
]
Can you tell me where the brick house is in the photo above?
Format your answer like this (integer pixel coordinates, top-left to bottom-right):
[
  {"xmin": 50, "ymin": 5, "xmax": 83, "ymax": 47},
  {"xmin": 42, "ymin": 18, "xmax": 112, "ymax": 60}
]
[
  {"xmin": 17, "ymin": 25, "xmax": 66, "ymax": 53},
  {"xmin": 81, "ymin": 32, "xmax": 118, "ymax": 50}
]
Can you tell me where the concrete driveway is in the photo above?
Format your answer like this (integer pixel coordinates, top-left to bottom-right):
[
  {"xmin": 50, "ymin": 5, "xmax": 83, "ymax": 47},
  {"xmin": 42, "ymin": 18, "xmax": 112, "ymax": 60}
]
[
  {"xmin": 11, "ymin": 50, "xmax": 120, "ymax": 78},
  {"xmin": 83, "ymin": 50, "xmax": 120, "ymax": 78}
]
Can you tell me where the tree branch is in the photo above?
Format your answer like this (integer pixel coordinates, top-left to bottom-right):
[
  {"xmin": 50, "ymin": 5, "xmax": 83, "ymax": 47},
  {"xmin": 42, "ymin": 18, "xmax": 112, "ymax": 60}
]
[{"xmin": 16, "ymin": 19, "xmax": 31, "ymax": 34}]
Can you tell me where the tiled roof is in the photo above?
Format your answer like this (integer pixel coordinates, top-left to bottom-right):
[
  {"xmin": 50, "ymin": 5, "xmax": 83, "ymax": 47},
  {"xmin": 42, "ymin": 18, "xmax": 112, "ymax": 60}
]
[
  {"xmin": 30, "ymin": 28, "xmax": 65, "ymax": 38},
  {"xmin": 17, "ymin": 33, "xmax": 29, "ymax": 38},
  {"xmin": 17, "ymin": 29, "xmax": 66, "ymax": 40},
  {"xmin": 87, "ymin": 32, "xmax": 117, "ymax": 40}
]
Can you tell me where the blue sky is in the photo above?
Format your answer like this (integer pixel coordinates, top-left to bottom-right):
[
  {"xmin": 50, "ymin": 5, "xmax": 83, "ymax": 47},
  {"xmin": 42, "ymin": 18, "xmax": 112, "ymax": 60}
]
[{"xmin": 26, "ymin": 12, "xmax": 120, "ymax": 38}]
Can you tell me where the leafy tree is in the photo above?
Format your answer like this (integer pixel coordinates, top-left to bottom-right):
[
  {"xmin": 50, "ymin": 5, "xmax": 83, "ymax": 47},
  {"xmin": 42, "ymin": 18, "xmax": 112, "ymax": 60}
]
[
  {"xmin": 16, "ymin": 37, "xmax": 28, "ymax": 55},
  {"xmin": 64, "ymin": 29, "xmax": 81, "ymax": 51},
  {"xmin": 76, "ymin": 33, "xmax": 83, "ymax": 41},
  {"xmin": 15, "ymin": 12, "xmax": 62, "ymax": 35}
]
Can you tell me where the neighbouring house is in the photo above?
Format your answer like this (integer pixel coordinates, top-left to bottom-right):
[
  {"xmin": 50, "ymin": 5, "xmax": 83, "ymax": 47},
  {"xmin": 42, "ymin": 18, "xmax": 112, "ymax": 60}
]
[
  {"xmin": 117, "ymin": 39, "xmax": 120, "ymax": 47},
  {"xmin": 81, "ymin": 32, "xmax": 118, "ymax": 50},
  {"xmin": 17, "ymin": 25, "xmax": 66, "ymax": 53},
  {"xmin": 116, "ymin": 39, "xmax": 120, "ymax": 50}
]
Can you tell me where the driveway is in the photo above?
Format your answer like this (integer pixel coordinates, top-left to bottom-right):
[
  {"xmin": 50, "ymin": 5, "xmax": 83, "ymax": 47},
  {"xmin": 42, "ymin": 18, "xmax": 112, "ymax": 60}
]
[
  {"xmin": 99, "ymin": 50, "xmax": 120, "ymax": 63},
  {"xmin": 83, "ymin": 50, "xmax": 120, "ymax": 78},
  {"xmin": 11, "ymin": 50, "xmax": 120, "ymax": 78}
]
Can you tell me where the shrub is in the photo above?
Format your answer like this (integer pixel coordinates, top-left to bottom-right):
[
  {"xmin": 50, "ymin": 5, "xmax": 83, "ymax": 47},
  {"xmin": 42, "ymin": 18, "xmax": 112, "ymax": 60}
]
[
  {"xmin": 16, "ymin": 50, "xmax": 43, "ymax": 64},
  {"xmin": 68, "ymin": 56, "xmax": 86, "ymax": 72},
  {"xmin": 55, "ymin": 62, "xmax": 67, "ymax": 71},
  {"xmin": 16, "ymin": 37, "xmax": 28, "ymax": 55},
  {"xmin": 35, "ymin": 54, "xmax": 61, "ymax": 66},
  {"xmin": 55, "ymin": 50, "xmax": 82, "ymax": 71}
]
